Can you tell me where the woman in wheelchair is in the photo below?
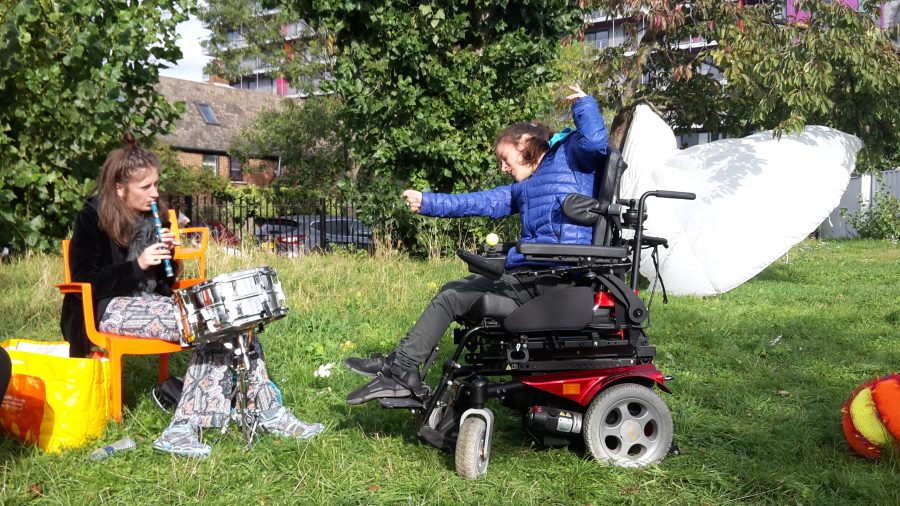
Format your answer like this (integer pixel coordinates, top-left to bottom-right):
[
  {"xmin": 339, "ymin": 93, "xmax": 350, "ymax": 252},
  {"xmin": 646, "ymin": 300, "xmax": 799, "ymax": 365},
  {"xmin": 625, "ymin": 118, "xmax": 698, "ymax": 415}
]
[
  {"xmin": 61, "ymin": 135, "xmax": 323, "ymax": 457},
  {"xmin": 346, "ymin": 84, "xmax": 609, "ymax": 405}
]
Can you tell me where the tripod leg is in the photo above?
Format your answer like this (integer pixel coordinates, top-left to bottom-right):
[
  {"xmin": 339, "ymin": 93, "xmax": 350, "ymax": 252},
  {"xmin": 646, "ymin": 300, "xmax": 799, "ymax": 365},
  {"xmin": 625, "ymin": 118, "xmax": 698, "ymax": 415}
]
[{"xmin": 234, "ymin": 332, "xmax": 261, "ymax": 448}]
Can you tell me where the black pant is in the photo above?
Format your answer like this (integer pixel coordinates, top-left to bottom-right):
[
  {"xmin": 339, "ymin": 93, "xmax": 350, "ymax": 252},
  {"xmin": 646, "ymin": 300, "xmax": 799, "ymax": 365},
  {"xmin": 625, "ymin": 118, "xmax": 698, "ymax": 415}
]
[{"xmin": 393, "ymin": 274, "xmax": 523, "ymax": 370}]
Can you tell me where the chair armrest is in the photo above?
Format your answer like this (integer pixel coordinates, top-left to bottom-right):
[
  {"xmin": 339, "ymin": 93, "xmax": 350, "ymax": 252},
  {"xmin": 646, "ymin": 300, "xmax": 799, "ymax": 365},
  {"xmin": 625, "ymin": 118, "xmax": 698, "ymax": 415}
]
[
  {"xmin": 173, "ymin": 225, "xmax": 209, "ymax": 279},
  {"xmin": 176, "ymin": 227, "xmax": 209, "ymax": 252},
  {"xmin": 56, "ymin": 282, "xmax": 89, "ymax": 295},
  {"xmin": 57, "ymin": 282, "xmax": 107, "ymax": 347},
  {"xmin": 173, "ymin": 278, "xmax": 204, "ymax": 290},
  {"xmin": 518, "ymin": 242, "xmax": 628, "ymax": 262}
]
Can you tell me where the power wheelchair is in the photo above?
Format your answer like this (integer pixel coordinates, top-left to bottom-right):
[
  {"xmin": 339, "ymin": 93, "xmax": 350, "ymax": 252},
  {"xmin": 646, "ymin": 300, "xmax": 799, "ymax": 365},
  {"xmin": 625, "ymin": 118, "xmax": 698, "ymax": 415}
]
[{"xmin": 376, "ymin": 148, "xmax": 694, "ymax": 479}]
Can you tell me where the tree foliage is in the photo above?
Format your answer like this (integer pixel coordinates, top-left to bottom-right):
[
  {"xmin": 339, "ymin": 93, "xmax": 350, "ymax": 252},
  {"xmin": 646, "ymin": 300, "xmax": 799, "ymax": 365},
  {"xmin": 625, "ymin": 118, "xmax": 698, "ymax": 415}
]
[
  {"xmin": 228, "ymin": 96, "xmax": 347, "ymax": 200},
  {"xmin": 284, "ymin": 0, "xmax": 585, "ymax": 253},
  {"xmin": 0, "ymin": 0, "xmax": 190, "ymax": 251},
  {"xmin": 295, "ymin": 0, "xmax": 583, "ymax": 194},
  {"xmin": 567, "ymin": 0, "xmax": 900, "ymax": 169},
  {"xmin": 200, "ymin": 1, "xmax": 584, "ymax": 252}
]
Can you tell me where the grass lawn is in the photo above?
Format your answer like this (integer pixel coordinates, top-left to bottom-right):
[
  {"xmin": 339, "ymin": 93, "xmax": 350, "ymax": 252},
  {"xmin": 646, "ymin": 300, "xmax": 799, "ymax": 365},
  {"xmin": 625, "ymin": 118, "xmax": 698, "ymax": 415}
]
[{"xmin": 0, "ymin": 239, "xmax": 898, "ymax": 505}]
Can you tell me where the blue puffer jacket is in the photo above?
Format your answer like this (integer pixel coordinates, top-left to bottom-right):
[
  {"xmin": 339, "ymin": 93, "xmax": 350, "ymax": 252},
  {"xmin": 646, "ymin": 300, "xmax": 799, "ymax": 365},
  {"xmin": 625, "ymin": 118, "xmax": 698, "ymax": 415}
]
[{"xmin": 420, "ymin": 96, "xmax": 608, "ymax": 269}]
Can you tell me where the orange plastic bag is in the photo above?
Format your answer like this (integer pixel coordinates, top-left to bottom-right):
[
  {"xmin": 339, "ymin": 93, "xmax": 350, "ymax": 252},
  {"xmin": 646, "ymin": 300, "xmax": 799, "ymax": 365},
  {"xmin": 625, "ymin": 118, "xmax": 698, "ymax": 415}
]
[{"xmin": 0, "ymin": 340, "xmax": 109, "ymax": 452}]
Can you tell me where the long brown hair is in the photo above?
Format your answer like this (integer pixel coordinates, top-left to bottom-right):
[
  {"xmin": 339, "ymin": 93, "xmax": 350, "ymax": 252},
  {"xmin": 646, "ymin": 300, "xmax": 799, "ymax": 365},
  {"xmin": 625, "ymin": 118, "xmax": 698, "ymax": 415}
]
[
  {"xmin": 494, "ymin": 122, "xmax": 552, "ymax": 167},
  {"xmin": 97, "ymin": 133, "xmax": 166, "ymax": 247}
]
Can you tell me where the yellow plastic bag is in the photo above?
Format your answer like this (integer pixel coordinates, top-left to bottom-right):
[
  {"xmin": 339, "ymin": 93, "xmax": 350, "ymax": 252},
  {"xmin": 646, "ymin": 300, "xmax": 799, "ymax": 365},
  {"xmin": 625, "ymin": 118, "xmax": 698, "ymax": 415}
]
[{"xmin": 0, "ymin": 340, "xmax": 109, "ymax": 452}]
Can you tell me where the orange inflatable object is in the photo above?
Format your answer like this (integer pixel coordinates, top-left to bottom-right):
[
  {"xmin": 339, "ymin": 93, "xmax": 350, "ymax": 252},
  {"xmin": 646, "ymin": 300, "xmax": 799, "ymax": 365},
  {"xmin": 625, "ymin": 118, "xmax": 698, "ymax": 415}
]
[
  {"xmin": 872, "ymin": 373, "xmax": 900, "ymax": 442},
  {"xmin": 841, "ymin": 378, "xmax": 882, "ymax": 459},
  {"xmin": 842, "ymin": 374, "xmax": 900, "ymax": 460}
]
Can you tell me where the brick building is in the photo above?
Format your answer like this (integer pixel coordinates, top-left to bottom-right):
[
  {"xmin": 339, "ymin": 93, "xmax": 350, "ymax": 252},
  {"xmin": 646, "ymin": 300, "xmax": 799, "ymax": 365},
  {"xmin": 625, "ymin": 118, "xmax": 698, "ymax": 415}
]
[{"xmin": 155, "ymin": 76, "xmax": 290, "ymax": 186}]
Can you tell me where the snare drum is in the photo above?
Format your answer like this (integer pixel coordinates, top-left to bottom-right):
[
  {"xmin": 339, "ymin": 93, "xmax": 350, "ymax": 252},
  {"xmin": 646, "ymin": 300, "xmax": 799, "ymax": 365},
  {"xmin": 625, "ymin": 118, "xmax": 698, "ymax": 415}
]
[{"xmin": 176, "ymin": 267, "xmax": 289, "ymax": 345}]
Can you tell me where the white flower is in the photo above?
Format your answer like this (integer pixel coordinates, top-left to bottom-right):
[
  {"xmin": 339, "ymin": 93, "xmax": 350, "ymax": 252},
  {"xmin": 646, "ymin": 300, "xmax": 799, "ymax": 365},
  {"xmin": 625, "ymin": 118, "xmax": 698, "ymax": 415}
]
[{"xmin": 314, "ymin": 363, "xmax": 335, "ymax": 378}]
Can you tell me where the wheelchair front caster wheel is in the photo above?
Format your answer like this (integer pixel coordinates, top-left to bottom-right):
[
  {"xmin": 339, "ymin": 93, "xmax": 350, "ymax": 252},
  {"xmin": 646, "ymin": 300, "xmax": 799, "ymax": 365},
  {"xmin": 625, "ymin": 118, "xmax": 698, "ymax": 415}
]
[
  {"xmin": 455, "ymin": 417, "xmax": 490, "ymax": 479},
  {"xmin": 583, "ymin": 383, "xmax": 673, "ymax": 468}
]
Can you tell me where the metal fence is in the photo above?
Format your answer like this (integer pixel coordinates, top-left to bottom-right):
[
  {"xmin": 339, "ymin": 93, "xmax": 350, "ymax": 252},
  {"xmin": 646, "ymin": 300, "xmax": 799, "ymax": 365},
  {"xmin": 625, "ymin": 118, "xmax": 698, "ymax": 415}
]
[{"xmin": 166, "ymin": 194, "xmax": 374, "ymax": 255}]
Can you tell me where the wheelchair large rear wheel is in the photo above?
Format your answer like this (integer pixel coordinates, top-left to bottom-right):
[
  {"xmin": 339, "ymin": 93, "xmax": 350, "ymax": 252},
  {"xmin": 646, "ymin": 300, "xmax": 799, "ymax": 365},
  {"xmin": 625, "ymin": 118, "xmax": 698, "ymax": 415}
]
[
  {"xmin": 583, "ymin": 383, "xmax": 673, "ymax": 467},
  {"xmin": 455, "ymin": 417, "xmax": 490, "ymax": 480}
]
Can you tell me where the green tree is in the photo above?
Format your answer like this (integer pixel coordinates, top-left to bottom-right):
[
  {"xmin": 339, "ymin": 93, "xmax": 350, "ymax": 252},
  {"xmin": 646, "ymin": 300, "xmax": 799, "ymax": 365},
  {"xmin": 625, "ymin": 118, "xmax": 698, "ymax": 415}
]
[
  {"xmin": 563, "ymin": 0, "xmax": 900, "ymax": 170},
  {"xmin": 0, "ymin": 0, "xmax": 190, "ymax": 251},
  {"xmin": 197, "ymin": 1, "xmax": 345, "ymax": 203},
  {"xmin": 229, "ymin": 96, "xmax": 347, "ymax": 199},
  {"xmin": 287, "ymin": 0, "xmax": 584, "ymax": 253},
  {"xmin": 297, "ymin": 1, "xmax": 583, "ymax": 192}
]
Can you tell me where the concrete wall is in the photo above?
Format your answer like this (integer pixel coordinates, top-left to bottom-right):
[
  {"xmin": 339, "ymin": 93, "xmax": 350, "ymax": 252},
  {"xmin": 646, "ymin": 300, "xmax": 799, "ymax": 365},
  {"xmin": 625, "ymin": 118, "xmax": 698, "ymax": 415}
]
[{"xmin": 820, "ymin": 169, "xmax": 900, "ymax": 238}]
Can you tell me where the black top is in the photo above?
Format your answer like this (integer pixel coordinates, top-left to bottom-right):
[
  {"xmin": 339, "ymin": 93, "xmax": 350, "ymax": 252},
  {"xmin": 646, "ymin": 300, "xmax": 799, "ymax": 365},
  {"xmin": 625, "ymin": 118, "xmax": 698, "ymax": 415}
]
[{"xmin": 60, "ymin": 196, "xmax": 173, "ymax": 357}]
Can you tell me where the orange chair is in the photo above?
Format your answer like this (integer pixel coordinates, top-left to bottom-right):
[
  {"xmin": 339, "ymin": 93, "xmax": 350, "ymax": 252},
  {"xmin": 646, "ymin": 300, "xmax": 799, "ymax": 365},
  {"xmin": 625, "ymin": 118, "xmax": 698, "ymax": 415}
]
[
  {"xmin": 57, "ymin": 231, "xmax": 206, "ymax": 422},
  {"xmin": 168, "ymin": 209, "xmax": 209, "ymax": 280}
]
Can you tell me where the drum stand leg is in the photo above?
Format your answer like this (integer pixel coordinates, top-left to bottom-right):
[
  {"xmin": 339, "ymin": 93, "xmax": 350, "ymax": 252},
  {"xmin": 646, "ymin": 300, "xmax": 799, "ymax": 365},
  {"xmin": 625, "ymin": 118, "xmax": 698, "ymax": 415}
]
[{"xmin": 224, "ymin": 331, "xmax": 261, "ymax": 449}]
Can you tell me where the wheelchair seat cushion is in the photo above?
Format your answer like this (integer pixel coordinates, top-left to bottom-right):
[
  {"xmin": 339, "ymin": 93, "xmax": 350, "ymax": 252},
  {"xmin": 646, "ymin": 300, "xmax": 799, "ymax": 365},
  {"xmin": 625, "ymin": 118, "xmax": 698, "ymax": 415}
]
[
  {"xmin": 465, "ymin": 293, "xmax": 521, "ymax": 321},
  {"xmin": 503, "ymin": 286, "xmax": 594, "ymax": 334}
]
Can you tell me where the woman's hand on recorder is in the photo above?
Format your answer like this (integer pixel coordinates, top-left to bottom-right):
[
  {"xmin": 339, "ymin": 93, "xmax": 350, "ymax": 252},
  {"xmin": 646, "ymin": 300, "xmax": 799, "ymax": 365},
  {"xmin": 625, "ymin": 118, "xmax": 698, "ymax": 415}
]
[{"xmin": 137, "ymin": 242, "xmax": 172, "ymax": 271}]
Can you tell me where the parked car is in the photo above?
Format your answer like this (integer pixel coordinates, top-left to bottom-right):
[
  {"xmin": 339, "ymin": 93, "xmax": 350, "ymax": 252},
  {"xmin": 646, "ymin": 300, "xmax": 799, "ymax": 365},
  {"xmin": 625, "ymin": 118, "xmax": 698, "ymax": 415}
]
[
  {"xmin": 253, "ymin": 215, "xmax": 316, "ymax": 257},
  {"xmin": 305, "ymin": 217, "xmax": 373, "ymax": 252},
  {"xmin": 253, "ymin": 215, "xmax": 373, "ymax": 256}
]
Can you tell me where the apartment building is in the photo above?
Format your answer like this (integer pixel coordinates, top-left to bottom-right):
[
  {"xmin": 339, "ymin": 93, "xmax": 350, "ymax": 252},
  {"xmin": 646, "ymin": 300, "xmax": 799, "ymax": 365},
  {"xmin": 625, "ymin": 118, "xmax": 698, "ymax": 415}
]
[{"xmin": 206, "ymin": 14, "xmax": 324, "ymax": 98}]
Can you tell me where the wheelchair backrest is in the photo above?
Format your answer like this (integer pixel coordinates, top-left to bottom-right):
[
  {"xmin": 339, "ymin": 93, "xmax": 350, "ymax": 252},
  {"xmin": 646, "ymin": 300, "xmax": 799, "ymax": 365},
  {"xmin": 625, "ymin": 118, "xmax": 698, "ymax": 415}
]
[{"xmin": 591, "ymin": 147, "xmax": 628, "ymax": 247}]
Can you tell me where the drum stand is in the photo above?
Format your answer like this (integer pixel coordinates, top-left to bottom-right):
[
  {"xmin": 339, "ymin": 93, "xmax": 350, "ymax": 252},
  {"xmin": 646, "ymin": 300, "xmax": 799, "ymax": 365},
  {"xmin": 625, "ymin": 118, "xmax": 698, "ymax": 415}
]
[{"xmin": 221, "ymin": 329, "xmax": 262, "ymax": 449}]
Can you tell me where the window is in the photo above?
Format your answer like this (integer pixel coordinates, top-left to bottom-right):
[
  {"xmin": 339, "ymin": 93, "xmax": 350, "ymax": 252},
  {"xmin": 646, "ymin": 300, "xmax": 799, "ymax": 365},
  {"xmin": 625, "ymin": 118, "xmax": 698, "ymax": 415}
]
[
  {"xmin": 229, "ymin": 157, "xmax": 243, "ymax": 182},
  {"xmin": 226, "ymin": 30, "xmax": 246, "ymax": 46},
  {"xmin": 196, "ymin": 103, "xmax": 219, "ymax": 125},
  {"xmin": 240, "ymin": 56, "xmax": 260, "ymax": 72},
  {"xmin": 256, "ymin": 76, "xmax": 274, "ymax": 94},
  {"xmin": 202, "ymin": 154, "xmax": 218, "ymax": 174},
  {"xmin": 585, "ymin": 29, "xmax": 610, "ymax": 48}
]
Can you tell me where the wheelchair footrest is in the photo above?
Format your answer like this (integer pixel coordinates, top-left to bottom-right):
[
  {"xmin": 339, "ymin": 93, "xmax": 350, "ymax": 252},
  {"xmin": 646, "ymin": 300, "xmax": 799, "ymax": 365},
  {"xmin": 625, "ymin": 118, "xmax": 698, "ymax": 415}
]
[
  {"xmin": 379, "ymin": 397, "xmax": 425, "ymax": 409},
  {"xmin": 418, "ymin": 425, "xmax": 453, "ymax": 450}
]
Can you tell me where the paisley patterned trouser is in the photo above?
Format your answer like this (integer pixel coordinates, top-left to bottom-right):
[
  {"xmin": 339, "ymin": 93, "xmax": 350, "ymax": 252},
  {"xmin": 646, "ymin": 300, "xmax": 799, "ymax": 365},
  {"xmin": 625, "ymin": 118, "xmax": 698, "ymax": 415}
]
[{"xmin": 99, "ymin": 294, "xmax": 280, "ymax": 428}]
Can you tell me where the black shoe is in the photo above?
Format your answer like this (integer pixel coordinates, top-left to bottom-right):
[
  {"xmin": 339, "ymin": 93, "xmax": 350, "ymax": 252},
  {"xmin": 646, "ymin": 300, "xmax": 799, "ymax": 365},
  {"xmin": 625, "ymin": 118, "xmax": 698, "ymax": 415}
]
[
  {"xmin": 344, "ymin": 352, "xmax": 392, "ymax": 378},
  {"xmin": 346, "ymin": 363, "xmax": 422, "ymax": 405}
]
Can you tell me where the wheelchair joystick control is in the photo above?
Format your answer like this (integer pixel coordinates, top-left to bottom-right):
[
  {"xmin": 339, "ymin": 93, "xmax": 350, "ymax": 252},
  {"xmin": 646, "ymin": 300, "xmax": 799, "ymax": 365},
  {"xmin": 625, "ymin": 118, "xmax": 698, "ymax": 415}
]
[{"xmin": 482, "ymin": 233, "xmax": 502, "ymax": 258}]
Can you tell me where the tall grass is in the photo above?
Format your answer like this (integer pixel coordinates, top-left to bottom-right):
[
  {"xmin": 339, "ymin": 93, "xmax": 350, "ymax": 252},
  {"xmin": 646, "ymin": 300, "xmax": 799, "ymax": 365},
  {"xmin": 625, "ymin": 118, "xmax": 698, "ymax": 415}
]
[{"xmin": 0, "ymin": 240, "xmax": 898, "ymax": 505}]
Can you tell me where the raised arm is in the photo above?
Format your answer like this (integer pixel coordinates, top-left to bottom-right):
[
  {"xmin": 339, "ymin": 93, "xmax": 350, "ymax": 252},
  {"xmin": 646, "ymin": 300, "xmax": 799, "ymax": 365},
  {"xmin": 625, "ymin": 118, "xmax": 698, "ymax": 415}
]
[{"xmin": 565, "ymin": 85, "xmax": 608, "ymax": 173}]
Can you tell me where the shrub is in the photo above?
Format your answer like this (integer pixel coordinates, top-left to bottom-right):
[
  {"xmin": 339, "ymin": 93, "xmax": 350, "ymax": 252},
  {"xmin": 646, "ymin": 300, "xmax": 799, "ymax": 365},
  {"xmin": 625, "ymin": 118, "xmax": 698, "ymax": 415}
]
[{"xmin": 841, "ymin": 172, "xmax": 900, "ymax": 241}]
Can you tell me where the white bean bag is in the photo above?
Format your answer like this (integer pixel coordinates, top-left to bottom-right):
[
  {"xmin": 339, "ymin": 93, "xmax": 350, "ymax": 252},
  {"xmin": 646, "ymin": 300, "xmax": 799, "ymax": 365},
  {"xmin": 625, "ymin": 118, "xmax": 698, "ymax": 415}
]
[{"xmin": 620, "ymin": 104, "xmax": 862, "ymax": 296}]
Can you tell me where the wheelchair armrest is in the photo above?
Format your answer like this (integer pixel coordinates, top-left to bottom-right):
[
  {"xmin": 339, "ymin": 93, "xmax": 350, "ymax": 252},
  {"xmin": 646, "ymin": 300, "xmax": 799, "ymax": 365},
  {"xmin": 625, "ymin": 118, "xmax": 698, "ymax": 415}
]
[
  {"xmin": 517, "ymin": 242, "xmax": 628, "ymax": 262},
  {"xmin": 477, "ymin": 241, "xmax": 516, "ymax": 255},
  {"xmin": 457, "ymin": 249, "xmax": 506, "ymax": 279},
  {"xmin": 630, "ymin": 235, "xmax": 668, "ymax": 248}
]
